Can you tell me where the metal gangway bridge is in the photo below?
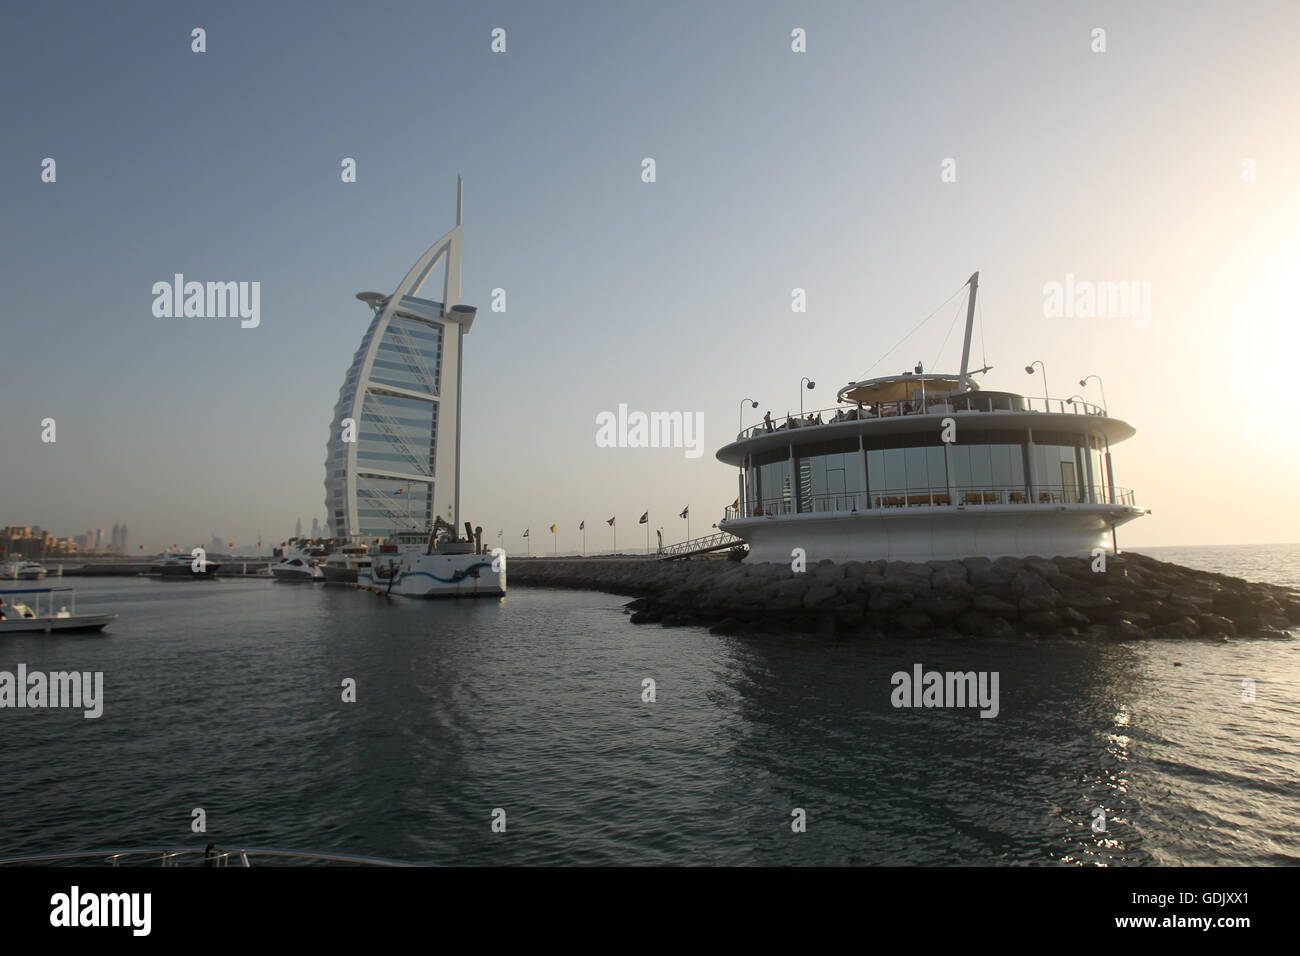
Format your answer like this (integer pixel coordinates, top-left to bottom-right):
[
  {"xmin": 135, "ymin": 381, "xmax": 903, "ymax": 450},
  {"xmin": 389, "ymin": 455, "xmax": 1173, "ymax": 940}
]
[{"xmin": 656, "ymin": 530, "xmax": 744, "ymax": 560}]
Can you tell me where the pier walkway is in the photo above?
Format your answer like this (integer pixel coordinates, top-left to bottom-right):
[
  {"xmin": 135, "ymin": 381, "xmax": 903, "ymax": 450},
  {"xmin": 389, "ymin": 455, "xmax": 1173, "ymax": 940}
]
[{"xmin": 656, "ymin": 531, "xmax": 743, "ymax": 560}]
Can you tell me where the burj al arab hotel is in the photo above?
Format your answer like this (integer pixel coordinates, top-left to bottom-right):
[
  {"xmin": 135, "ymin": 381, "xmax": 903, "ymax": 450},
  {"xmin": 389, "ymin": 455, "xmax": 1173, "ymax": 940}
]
[{"xmin": 324, "ymin": 180, "xmax": 479, "ymax": 541}]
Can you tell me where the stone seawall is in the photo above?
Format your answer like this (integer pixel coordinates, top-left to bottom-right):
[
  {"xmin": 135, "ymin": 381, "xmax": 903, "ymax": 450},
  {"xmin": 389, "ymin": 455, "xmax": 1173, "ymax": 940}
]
[{"xmin": 508, "ymin": 554, "xmax": 1300, "ymax": 640}]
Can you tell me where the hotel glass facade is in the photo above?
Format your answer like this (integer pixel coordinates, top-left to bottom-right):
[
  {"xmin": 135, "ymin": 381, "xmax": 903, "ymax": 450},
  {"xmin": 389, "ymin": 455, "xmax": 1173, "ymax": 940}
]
[{"xmin": 325, "ymin": 302, "xmax": 449, "ymax": 540}]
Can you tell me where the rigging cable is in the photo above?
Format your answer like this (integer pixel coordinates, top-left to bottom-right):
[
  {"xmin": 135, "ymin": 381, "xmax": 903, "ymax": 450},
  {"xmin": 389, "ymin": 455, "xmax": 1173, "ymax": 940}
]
[
  {"xmin": 859, "ymin": 282, "xmax": 968, "ymax": 378},
  {"xmin": 978, "ymin": 292, "xmax": 988, "ymax": 371},
  {"xmin": 933, "ymin": 295, "xmax": 967, "ymax": 370}
]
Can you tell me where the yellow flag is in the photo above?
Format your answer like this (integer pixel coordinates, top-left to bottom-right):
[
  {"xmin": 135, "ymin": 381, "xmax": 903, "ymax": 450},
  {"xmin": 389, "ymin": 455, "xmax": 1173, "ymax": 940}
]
[{"xmin": 549, "ymin": 524, "xmax": 556, "ymax": 533}]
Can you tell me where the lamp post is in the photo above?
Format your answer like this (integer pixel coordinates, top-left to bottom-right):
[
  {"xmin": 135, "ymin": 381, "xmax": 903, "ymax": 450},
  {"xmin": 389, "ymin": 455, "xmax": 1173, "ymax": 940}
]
[
  {"xmin": 739, "ymin": 397, "xmax": 758, "ymax": 434},
  {"xmin": 1078, "ymin": 375, "xmax": 1108, "ymax": 415},
  {"xmin": 1025, "ymin": 361, "xmax": 1049, "ymax": 410},
  {"xmin": 800, "ymin": 377, "xmax": 816, "ymax": 417},
  {"xmin": 1079, "ymin": 375, "xmax": 1115, "ymax": 504}
]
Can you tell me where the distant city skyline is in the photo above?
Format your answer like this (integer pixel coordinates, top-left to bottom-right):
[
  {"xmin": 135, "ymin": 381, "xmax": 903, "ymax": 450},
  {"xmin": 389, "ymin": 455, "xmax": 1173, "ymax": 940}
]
[{"xmin": 4, "ymin": 2, "xmax": 1300, "ymax": 551}]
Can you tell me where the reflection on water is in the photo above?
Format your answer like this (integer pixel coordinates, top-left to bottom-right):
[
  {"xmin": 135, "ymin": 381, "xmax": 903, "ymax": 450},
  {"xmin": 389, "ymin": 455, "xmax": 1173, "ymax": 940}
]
[{"xmin": 1, "ymin": 550, "xmax": 1297, "ymax": 865}]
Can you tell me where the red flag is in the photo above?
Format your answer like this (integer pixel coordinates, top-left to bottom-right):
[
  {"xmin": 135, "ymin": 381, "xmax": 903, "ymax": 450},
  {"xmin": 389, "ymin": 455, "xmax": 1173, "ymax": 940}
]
[
  {"xmin": 638, "ymin": 512, "xmax": 648, "ymax": 524},
  {"xmin": 606, "ymin": 517, "xmax": 615, "ymax": 527}
]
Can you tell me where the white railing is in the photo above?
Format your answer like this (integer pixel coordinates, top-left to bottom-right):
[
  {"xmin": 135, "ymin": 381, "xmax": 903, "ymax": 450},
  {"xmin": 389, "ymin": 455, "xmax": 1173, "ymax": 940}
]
[
  {"xmin": 725, "ymin": 485, "xmax": 1137, "ymax": 520},
  {"xmin": 736, "ymin": 396, "xmax": 1106, "ymax": 440}
]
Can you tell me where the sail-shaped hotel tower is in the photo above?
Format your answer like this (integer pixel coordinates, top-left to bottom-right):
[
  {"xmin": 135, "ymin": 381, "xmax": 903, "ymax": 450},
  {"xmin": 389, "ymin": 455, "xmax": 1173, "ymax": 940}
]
[{"xmin": 324, "ymin": 180, "xmax": 478, "ymax": 542}]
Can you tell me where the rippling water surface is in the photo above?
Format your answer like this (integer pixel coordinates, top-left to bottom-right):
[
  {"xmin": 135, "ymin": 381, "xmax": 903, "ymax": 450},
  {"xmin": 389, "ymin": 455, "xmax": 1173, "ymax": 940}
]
[{"xmin": 2, "ymin": 544, "xmax": 1298, "ymax": 865}]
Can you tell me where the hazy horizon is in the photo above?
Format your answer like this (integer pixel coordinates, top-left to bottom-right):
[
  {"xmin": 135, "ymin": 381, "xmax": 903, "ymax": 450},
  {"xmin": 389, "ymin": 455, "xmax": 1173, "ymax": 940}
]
[{"xmin": 4, "ymin": 1, "xmax": 1300, "ymax": 553}]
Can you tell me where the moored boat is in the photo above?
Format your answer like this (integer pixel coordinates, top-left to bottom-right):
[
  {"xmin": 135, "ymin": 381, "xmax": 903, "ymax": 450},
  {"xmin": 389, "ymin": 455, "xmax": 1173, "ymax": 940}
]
[
  {"xmin": 357, "ymin": 526, "xmax": 504, "ymax": 598},
  {"xmin": 321, "ymin": 542, "xmax": 371, "ymax": 585},
  {"xmin": 0, "ymin": 587, "xmax": 116, "ymax": 634},
  {"xmin": 147, "ymin": 553, "xmax": 223, "ymax": 579},
  {"xmin": 3, "ymin": 561, "xmax": 47, "ymax": 581},
  {"xmin": 270, "ymin": 553, "xmax": 324, "ymax": 582}
]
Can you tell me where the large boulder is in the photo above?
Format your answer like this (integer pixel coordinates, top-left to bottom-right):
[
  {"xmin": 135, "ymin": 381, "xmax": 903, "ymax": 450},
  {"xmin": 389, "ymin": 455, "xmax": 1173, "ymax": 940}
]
[
  {"xmin": 931, "ymin": 561, "xmax": 974, "ymax": 596},
  {"xmin": 911, "ymin": 593, "xmax": 971, "ymax": 626},
  {"xmin": 973, "ymin": 593, "xmax": 1019, "ymax": 620}
]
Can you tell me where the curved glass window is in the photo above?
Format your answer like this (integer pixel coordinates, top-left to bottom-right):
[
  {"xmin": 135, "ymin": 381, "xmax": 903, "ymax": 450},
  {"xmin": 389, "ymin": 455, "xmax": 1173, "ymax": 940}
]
[
  {"xmin": 751, "ymin": 448, "xmax": 792, "ymax": 515},
  {"xmin": 950, "ymin": 443, "xmax": 1026, "ymax": 503},
  {"xmin": 867, "ymin": 446, "xmax": 947, "ymax": 507},
  {"xmin": 796, "ymin": 439, "xmax": 865, "ymax": 512},
  {"xmin": 1031, "ymin": 438, "xmax": 1087, "ymax": 503}
]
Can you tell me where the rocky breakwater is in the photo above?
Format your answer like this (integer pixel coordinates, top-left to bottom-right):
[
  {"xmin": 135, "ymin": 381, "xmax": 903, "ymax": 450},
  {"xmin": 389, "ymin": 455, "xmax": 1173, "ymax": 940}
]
[{"xmin": 508, "ymin": 553, "xmax": 1300, "ymax": 640}]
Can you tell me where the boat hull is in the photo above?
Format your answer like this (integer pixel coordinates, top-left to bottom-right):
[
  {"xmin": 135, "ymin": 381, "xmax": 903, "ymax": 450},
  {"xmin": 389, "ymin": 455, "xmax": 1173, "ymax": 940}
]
[
  {"xmin": 149, "ymin": 563, "xmax": 223, "ymax": 579},
  {"xmin": 358, "ymin": 553, "xmax": 505, "ymax": 598},
  {"xmin": 0, "ymin": 613, "xmax": 117, "ymax": 634},
  {"xmin": 321, "ymin": 565, "xmax": 359, "ymax": 585},
  {"xmin": 271, "ymin": 569, "xmax": 322, "ymax": 583}
]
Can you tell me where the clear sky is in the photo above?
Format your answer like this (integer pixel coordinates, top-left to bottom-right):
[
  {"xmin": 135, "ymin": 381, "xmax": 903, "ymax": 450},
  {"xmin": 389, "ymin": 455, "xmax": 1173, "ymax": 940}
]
[{"xmin": 3, "ymin": 1, "xmax": 1299, "ymax": 553}]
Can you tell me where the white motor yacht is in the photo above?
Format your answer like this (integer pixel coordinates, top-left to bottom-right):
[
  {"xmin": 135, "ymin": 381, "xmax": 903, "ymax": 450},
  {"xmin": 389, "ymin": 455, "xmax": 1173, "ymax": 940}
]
[
  {"xmin": 321, "ymin": 542, "xmax": 372, "ymax": 585},
  {"xmin": 4, "ymin": 561, "xmax": 47, "ymax": 581},
  {"xmin": 270, "ymin": 553, "xmax": 324, "ymax": 582}
]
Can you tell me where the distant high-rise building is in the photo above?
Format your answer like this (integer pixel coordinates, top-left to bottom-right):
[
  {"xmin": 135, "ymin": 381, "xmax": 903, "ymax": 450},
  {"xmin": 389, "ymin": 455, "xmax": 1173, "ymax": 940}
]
[
  {"xmin": 95, "ymin": 528, "xmax": 105, "ymax": 551},
  {"xmin": 120, "ymin": 523, "xmax": 128, "ymax": 553},
  {"xmin": 110, "ymin": 523, "xmax": 120, "ymax": 553},
  {"xmin": 295, "ymin": 518, "xmax": 303, "ymax": 539}
]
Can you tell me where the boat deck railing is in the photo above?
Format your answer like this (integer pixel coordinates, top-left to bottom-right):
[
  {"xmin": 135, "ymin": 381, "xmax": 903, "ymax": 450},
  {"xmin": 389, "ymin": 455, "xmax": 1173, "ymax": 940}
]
[
  {"xmin": 728, "ymin": 484, "xmax": 1137, "ymax": 520},
  {"xmin": 737, "ymin": 395, "xmax": 1106, "ymax": 441},
  {"xmin": 0, "ymin": 846, "xmax": 418, "ymax": 867}
]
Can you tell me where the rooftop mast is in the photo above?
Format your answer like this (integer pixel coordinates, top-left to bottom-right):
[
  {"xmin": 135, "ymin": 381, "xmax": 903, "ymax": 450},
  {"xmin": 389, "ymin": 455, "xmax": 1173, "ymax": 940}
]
[{"xmin": 956, "ymin": 271, "xmax": 979, "ymax": 393}]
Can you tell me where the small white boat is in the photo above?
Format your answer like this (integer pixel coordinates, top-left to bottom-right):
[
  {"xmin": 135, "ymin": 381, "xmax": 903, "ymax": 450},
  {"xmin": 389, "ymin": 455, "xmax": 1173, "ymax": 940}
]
[
  {"xmin": 270, "ymin": 553, "xmax": 324, "ymax": 582},
  {"xmin": 0, "ymin": 587, "xmax": 116, "ymax": 634},
  {"xmin": 3, "ymin": 561, "xmax": 47, "ymax": 581}
]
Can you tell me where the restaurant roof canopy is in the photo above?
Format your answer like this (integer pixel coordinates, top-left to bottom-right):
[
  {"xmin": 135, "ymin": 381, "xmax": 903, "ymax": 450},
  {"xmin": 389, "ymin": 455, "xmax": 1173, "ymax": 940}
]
[{"xmin": 837, "ymin": 373, "xmax": 979, "ymax": 405}]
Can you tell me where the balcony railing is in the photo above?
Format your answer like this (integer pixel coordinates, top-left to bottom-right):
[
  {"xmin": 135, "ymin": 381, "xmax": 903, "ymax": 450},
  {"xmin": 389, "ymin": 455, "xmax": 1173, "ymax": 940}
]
[
  {"xmin": 724, "ymin": 485, "xmax": 1137, "ymax": 520},
  {"xmin": 736, "ymin": 396, "xmax": 1106, "ymax": 441}
]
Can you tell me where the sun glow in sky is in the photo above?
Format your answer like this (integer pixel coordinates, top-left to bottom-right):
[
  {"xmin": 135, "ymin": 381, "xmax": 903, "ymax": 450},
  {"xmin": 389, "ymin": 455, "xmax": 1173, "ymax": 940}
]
[{"xmin": 2, "ymin": 1, "xmax": 1299, "ymax": 552}]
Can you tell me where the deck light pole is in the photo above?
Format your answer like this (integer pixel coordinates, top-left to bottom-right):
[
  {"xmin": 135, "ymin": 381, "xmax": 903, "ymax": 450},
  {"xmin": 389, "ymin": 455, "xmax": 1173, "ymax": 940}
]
[
  {"xmin": 739, "ymin": 397, "xmax": 758, "ymax": 434},
  {"xmin": 800, "ymin": 377, "xmax": 815, "ymax": 417},
  {"xmin": 1025, "ymin": 361, "xmax": 1049, "ymax": 410},
  {"xmin": 1079, "ymin": 375, "xmax": 1115, "ymax": 503},
  {"xmin": 1079, "ymin": 375, "xmax": 1108, "ymax": 415}
]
